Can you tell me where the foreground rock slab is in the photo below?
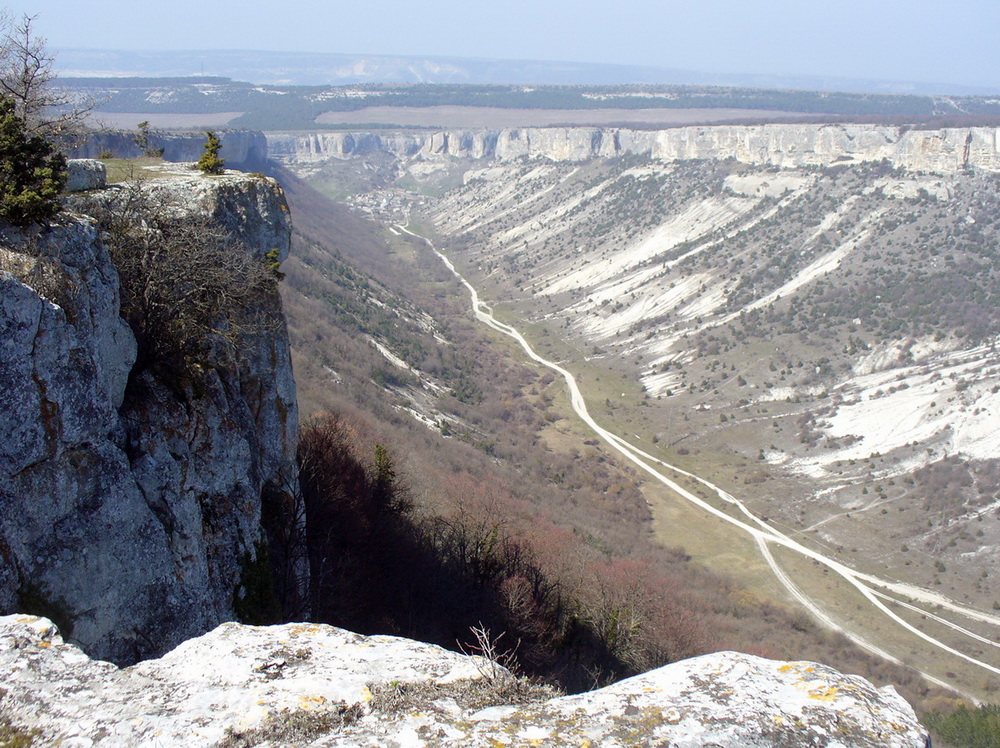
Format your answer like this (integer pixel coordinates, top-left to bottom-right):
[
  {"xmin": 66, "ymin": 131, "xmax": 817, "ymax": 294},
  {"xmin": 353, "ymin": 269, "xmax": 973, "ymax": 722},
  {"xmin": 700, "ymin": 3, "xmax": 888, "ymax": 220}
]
[{"xmin": 0, "ymin": 615, "xmax": 927, "ymax": 747}]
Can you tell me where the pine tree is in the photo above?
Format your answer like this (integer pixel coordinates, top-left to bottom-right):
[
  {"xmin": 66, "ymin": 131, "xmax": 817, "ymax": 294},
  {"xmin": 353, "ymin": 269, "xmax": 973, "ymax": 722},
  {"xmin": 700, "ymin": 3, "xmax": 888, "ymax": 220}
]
[
  {"xmin": 0, "ymin": 96, "xmax": 66, "ymax": 226},
  {"xmin": 196, "ymin": 130, "xmax": 224, "ymax": 175}
]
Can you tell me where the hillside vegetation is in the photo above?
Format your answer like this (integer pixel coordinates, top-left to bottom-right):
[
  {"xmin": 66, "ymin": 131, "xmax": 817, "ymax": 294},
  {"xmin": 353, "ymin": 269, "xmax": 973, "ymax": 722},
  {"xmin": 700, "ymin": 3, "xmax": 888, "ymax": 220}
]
[
  {"xmin": 419, "ymin": 154, "xmax": 1000, "ymax": 623},
  {"xmin": 268, "ymin": 163, "xmax": 958, "ymax": 706}
]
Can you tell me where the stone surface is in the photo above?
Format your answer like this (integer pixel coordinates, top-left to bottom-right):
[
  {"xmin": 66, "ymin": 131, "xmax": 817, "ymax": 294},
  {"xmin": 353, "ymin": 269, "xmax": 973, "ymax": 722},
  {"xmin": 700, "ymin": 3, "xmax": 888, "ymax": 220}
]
[
  {"xmin": 0, "ymin": 172, "xmax": 299, "ymax": 665},
  {"xmin": 0, "ymin": 614, "xmax": 929, "ymax": 747},
  {"xmin": 268, "ymin": 123, "xmax": 1000, "ymax": 174},
  {"xmin": 65, "ymin": 158, "xmax": 107, "ymax": 191},
  {"xmin": 141, "ymin": 172, "xmax": 293, "ymax": 262}
]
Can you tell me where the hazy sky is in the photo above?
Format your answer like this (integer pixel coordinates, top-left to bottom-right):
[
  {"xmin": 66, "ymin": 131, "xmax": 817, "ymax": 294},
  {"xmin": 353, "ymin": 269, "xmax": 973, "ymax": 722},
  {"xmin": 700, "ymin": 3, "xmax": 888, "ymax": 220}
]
[{"xmin": 8, "ymin": 0, "xmax": 1000, "ymax": 89}]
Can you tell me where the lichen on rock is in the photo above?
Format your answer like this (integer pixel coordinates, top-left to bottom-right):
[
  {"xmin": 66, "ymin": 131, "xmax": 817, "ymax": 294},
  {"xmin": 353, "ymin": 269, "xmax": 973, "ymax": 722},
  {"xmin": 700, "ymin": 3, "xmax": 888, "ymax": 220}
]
[{"xmin": 0, "ymin": 615, "xmax": 929, "ymax": 747}]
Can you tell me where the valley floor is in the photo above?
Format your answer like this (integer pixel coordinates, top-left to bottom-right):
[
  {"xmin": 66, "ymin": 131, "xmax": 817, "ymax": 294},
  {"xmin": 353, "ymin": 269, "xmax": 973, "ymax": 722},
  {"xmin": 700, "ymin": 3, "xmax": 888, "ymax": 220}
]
[{"xmin": 402, "ymin": 223, "xmax": 1000, "ymax": 704}]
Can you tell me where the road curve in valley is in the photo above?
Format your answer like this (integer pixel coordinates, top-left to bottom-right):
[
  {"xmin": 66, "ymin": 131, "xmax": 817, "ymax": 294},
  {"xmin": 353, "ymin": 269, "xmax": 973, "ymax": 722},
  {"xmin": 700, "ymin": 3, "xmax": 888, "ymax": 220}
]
[{"xmin": 399, "ymin": 224, "xmax": 1000, "ymax": 700}]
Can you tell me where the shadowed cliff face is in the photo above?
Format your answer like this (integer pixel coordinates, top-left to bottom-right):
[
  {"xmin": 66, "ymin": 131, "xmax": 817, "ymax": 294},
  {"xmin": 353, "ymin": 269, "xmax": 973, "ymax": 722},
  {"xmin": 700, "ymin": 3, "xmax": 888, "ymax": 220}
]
[{"xmin": 0, "ymin": 172, "xmax": 298, "ymax": 664}]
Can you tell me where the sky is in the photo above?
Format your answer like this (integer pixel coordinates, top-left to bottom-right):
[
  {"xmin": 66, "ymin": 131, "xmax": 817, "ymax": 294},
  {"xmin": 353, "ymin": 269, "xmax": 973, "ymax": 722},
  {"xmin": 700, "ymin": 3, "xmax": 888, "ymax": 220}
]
[{"xmin": 7, "ymin": 0, "xmax": 1000, "ymax": 90}]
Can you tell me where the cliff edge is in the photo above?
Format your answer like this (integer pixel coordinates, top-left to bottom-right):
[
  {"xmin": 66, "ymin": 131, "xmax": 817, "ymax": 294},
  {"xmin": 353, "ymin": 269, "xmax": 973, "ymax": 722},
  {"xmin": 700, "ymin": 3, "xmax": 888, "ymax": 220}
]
[{"xmin": 0, "ymin": 169, "xmax": 299, "ymax": 665}]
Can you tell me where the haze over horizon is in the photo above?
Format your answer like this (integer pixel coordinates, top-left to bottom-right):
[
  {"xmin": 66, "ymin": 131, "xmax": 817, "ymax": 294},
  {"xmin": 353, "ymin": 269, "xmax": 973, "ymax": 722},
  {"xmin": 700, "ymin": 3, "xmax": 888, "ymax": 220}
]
[{"xmin": 6, "ymin": 0, "xmax": 1000, "ymax": 93}]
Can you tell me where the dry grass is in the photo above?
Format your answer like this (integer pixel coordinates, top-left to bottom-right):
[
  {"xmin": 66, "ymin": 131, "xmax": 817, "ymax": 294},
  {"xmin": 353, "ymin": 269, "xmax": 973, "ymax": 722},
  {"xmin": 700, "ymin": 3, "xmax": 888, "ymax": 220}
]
[
  {"xmin": 216, "ymin": 704, "xmax": 363, "ymax": 748},
  {"xmin": 369, "ymin": 676, "xmax": 558, "ymax": 716},
  {"xmin": 99, "ymin": 157, "xmax": 170, "ymax": 184}
]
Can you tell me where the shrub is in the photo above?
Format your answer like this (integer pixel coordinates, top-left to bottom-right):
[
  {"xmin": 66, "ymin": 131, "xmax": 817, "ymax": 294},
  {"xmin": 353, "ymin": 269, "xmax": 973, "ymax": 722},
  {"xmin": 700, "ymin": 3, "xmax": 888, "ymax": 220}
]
[
  {"xmin": 76, "ymin": 181, "xmax": 278, "ymax": 375},
  {"xmin": 922, "ymin": 703, "xmax": 1000, "ymax": 748},
  {"xmin": 0, "ymin": 96, "xmax": 66, "ymax": 226},
  {"xmin": 296, "ymin": 414, "xmax": 631, "ymax": 692},
  {"xmin": 196, "ymin": 130, "xmax": 224, "ymax": 175},
  {"xmin": 233, "ymin": 540, "xmax": 281, "ymax": 626}
]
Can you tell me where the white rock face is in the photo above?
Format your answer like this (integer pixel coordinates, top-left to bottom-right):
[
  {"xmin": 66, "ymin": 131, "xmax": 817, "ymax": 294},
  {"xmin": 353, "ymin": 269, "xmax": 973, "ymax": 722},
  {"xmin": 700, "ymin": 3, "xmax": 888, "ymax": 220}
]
[
  {"xmin": 0, "ymin": 173, "xmax": 299, "ymax": 665},
  {"xmin": 0, "ymin": 615, "xmax": 928, "ymax": 747},
  {"xmin": 65, "ymin": 158, "xmax": 107, "ymax": 191},
  {"xmin": 268, "ymin": 123, "xmax": 1000, "ymax": 174}
]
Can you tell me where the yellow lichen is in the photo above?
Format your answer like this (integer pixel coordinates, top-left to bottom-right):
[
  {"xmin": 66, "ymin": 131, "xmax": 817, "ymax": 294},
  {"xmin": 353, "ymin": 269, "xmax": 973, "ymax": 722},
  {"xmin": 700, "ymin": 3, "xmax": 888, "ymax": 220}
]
[
  {"xmin": 288, "ymin": 623, "xmax": 325, "ymax": 637},
  {"xmin": 808, "ymin": 686, "xmax": 840, "ymax": 701},
  {"xmin": 297, "ymin": 695, "xmax": 328, "ymax": 710}
]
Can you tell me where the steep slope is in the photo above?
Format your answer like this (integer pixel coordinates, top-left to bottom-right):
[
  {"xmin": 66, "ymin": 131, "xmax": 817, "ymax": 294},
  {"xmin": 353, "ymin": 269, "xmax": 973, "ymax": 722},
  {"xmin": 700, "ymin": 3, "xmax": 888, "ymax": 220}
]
[
  {"xmin": 423, "ymin": 154, "xmax": 1000, "ymax": 610},
  {"xmin": 0, "ymin": 169, "xmax": 299, "ymax": 664},
  {"xmin": 269, "ymin": 121, "xmax": 1000, "ymax": 700},
  {"xmin": 258, "ymin": 160, "xmax": 971, "ymax": 719}
]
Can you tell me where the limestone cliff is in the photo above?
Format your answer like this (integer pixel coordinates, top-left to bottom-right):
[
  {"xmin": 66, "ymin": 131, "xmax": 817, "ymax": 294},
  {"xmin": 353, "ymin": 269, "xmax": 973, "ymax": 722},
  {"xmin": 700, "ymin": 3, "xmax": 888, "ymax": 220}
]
[
  {"xmin": 0, "ymin": 170, "xmax": 298, "ymax": 665},
  {"xmin": 268, "ymin": 122, "xmax": 1000, "ymax": 173},
  {"xmin": 0, "ymin": 615, "xmax": 928, "ymax": 747},
  {"xmin": 68, "ymin": 129, "xmax": 269, "ymax": 168}
]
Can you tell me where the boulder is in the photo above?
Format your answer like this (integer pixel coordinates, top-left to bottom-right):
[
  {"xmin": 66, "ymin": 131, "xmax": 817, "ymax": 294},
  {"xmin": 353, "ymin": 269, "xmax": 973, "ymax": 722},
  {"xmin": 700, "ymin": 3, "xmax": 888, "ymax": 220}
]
[{"xmin": 64, "ymin": 158, "xmax": 107, "ymax": 191}]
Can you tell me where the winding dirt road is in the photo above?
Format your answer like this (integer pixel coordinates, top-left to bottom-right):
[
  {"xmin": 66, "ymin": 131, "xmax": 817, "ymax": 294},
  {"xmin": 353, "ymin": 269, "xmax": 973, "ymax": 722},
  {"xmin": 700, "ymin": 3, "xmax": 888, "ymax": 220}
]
[{"xmin": 400, "ymin": 224, "xmax": 1000, "ymax": 701}]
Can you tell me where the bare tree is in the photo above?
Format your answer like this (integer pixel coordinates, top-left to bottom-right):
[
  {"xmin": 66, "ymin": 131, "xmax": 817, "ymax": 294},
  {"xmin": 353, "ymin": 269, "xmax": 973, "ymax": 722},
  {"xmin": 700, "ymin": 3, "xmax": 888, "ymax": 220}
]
[
  {"xmin": 0, "ymin": 13, "xmax": 93, "ymax": 138},
  {"xmin": 75, "ymin": 180, "xmax": 281, "ymax": 373}
]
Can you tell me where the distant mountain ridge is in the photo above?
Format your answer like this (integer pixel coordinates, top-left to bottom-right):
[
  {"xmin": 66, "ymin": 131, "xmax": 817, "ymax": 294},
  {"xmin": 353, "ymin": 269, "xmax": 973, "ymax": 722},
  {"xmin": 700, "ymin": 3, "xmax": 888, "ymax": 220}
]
[
  {"xmin": 59, "ymin": 75, "xmax": 1000, "ymax": 133},
  {"xmin": 56, "ymin": 48, "xmax": 1000, "ymax": 96}
]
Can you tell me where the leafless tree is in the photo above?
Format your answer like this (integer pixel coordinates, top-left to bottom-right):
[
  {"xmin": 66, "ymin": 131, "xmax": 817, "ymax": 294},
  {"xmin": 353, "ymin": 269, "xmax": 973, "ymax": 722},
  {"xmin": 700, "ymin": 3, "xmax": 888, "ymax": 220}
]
[
  {"xmin": 75, "ymin": 180, "xmax": 281, "ymax": 372},
  {"xmin": 0, "ymin": 12, "xmax": 94, "ymax": 138}
]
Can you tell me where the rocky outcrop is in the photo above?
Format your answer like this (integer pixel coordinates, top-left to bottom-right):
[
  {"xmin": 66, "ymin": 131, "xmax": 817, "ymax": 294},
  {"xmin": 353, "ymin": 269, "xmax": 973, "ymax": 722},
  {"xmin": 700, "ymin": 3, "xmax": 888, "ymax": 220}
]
[
  {"xmin": 65, "ymin": 158, "xmax": 107, "ymax": 192},
  {"xmin": 0, "ymin": 172, "xmax": 298, "ymax": 665},
  {"xmin": 67, "ymin": 129, "xmax": 269, "ymax": 168},
  {"xmin": 0, "ymin": 614, "xmax": 928, "ymax": 747},
  {"xmin": 268, "ymin": 123, "xmax": 1000, "ymax": 173}
]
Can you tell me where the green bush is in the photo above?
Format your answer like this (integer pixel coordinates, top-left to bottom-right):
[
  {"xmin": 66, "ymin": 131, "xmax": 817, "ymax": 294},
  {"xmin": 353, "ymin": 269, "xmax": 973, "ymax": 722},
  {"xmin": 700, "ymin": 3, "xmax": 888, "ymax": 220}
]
[
  {"xmin": 922, "ymin": 703, "xmax": 1000, "ymax": 748},
  {"xmin": 196, "ymin": 130, "xmax": 224, "ymax": 175},
  {"xmin": 0, "ymin": 97, "xmax": 66, "ymax": 226}
]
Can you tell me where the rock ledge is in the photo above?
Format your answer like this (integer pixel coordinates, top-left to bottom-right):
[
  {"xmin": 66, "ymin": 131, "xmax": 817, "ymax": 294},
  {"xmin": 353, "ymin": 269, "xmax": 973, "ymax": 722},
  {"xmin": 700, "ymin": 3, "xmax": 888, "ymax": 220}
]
[{"xmin": 0, "ymin": 615, "xmax": 927, "ymax": 747}]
